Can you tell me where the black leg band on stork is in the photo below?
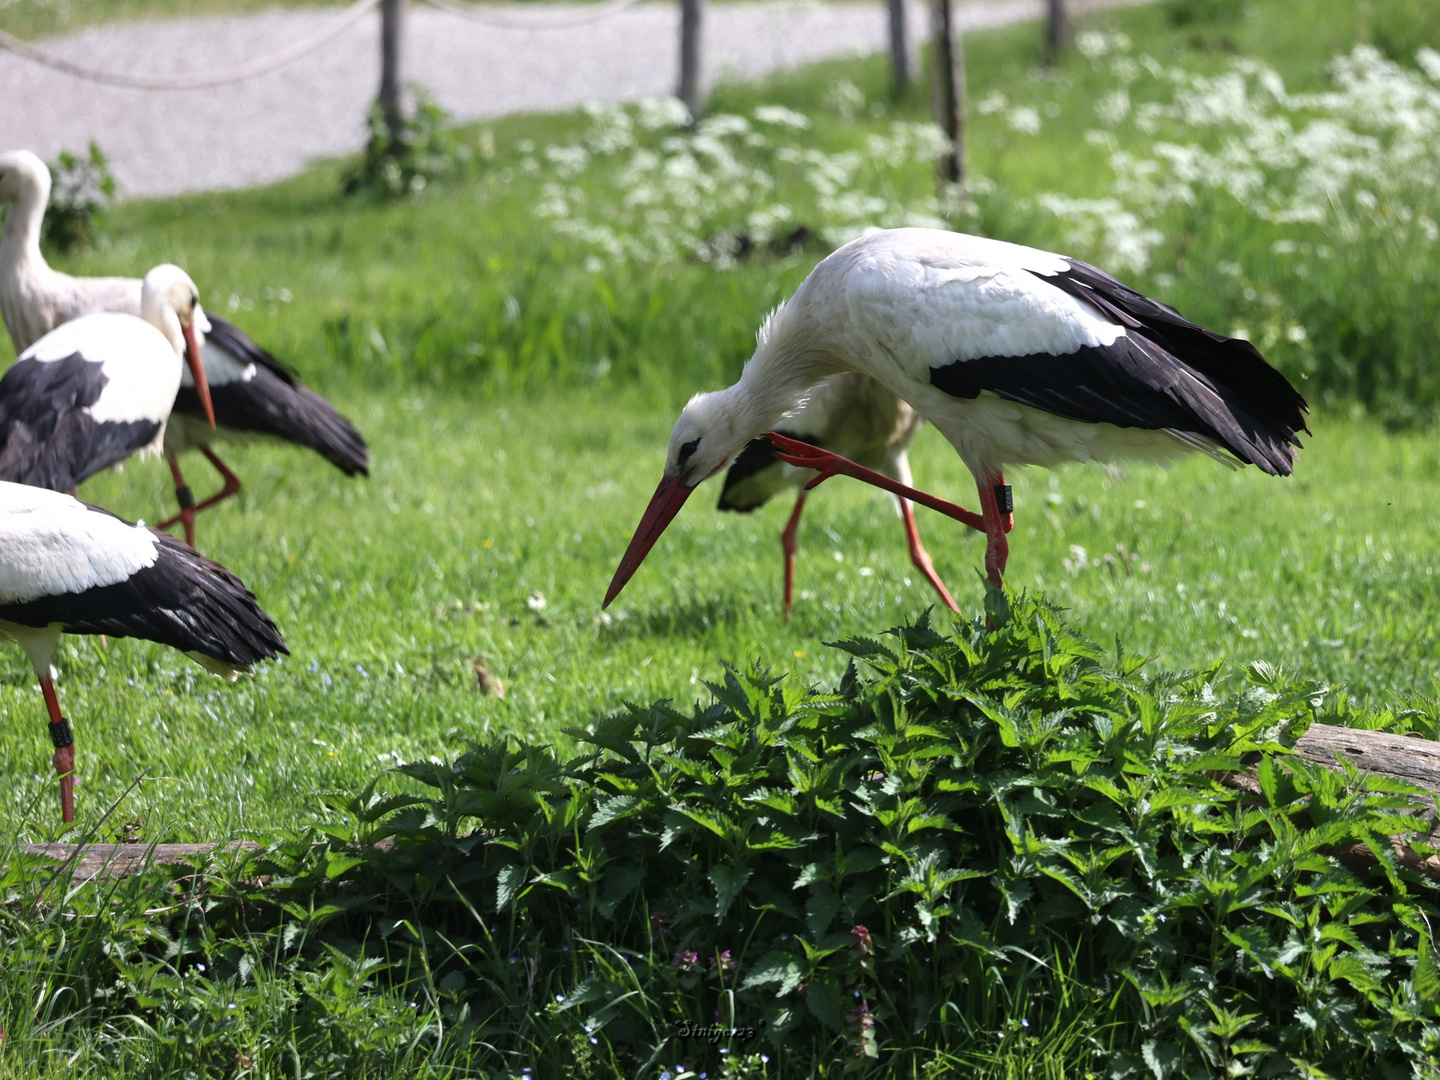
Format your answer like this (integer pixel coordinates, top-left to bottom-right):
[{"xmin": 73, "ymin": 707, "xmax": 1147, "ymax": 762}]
[{"xmin": 49, "ymin": 717, "xmax": 74, "ymax": 749}]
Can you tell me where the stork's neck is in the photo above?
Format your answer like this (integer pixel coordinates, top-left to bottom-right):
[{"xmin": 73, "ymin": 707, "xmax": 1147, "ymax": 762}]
[
  {"xmin": 0, "ymin": 185, "xmax": 49, "ymax": 282},
  {"xmin": 141, "ymin": 291, "xmax": 185, "ymax": 357},
  {"xmin": 731, "ymin": 341, "xmax": 840, "ymax": 441}
]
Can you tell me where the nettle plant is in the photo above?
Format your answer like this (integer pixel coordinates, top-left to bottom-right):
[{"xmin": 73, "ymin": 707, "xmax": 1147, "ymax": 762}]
[
  {"xmin": 10, "ymin": 596, "xmax": 1440, "ymax": 1076},
  {"xmin": 522, "ymin": 93, "xmax": 951, "ymax": 269},
  {"xmin": 201, "ymin": 592, "xmax": 1439, "ymax": 1077}
]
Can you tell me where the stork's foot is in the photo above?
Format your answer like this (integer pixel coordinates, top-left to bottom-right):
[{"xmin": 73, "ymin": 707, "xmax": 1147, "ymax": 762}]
[{"xmin": 764, "ymin": 432, "xmax": 986, "ymax": 532}]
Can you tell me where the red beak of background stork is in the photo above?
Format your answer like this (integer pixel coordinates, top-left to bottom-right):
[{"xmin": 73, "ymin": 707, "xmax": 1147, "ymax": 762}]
[
  {"xmin": 183, "ymin": 320, "xmax": 216, "ymax": 429},
  {"xmin": 603, "ymin": 474, "xmax": 696, "ymax": 608}
]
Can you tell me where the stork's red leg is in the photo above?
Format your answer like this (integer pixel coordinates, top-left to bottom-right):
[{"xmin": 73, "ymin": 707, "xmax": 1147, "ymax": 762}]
[
  {"xmin": 40, "ymin": 675, "xmax": 75, "ymax": 824},
  {"xmin": 158, "ymin": 454, "xmax": 198, "ymax": 547},
  {"xmin": 976, "ymin": 473, "xmax": 1012, "ymax": 588},
  {"xmin": 900, "ymin": 499, "xmax": 959, "ymax": 612},
  {"xmin": 765, "ymin": 432, "xmax": 985, "ymax": 532},
  {"xmin": 780, "ymin": 493, "xmax": 807, "ymax": 619},
  {"xmin": 192, "ymin": 447, "xmax": 244, "ymax": 514}
]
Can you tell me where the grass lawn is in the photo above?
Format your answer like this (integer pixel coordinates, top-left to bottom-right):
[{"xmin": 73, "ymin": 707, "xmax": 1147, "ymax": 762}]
[
  {"xmin": 3, "ymin": 391, "xmax": 1437, "ymax": 843},
  {"xmin": 2, "ymin": 0, "xmax": 1440, "ymax": 1074}
]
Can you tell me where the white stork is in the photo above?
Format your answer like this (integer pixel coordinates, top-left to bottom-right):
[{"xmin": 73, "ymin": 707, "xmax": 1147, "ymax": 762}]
[
  {"xmin": 716, "ymin": 372, "xmax": 956, "ymax": 615},
  {"xmin": 604, "ymin": 228, "xmax": 1308, "ymax": 607},
  {"xmin": 0, "ymin": 149, "xmax": 370, "ymax": 547},
  {"xmin": 0, "ymin": 482, "xmax": 287, "ymax": 822},
  {"xmin": 0, "ymin": 264, "xmax": 213, "ymax": 492}
]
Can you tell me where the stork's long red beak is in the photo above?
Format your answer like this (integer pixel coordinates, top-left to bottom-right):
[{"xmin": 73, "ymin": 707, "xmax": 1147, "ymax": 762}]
[
  {"xmin": 603, "ymin": 474, "xmax": 696, "ymax": 608},
  {"xmin": 183, "ymin": 320, "xmax": 215, "ymax": 429}
]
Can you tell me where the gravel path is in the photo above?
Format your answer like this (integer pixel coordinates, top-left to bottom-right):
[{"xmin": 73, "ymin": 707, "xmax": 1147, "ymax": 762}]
[{"xmin": 1, "ymin": 0, "xmax": 1136, "ymax": 198}]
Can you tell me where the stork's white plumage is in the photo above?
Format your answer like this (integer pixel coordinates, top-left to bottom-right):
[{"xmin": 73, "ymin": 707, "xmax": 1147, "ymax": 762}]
[
  {"xmin": 0, "ymin": 264, "xmax": 213, "ymax": 493},
  {"xmin": 717, "ymin": 373, "xmax": 956, "ymax": 615},
  {"xmin": 605, "ymin": 228, "xmax": 1309, "ymax": 607},
  {"xmin": 0, "ymin": 150, "xmax": 370, "ymax": 548},
  {"xmin": 0, "ymin": 482, "xmax": 287, "ymax": 821}
]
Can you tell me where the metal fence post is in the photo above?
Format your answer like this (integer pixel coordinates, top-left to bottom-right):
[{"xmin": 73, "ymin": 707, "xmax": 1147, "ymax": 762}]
[
  {"xmin": 889, "ymin": 0, "xmax": 909, "ymax": 96},
  {"xmin": 379, "ymin": 0, "xmax": 408, "ymax": 142},
  {"xmin": 930, "ymin": 0, "xmax": 964, "ymax": 184},
  {"xmin": 1043, "ymin": 0, "xmax": 1069, "ymax": 65},
  {"xmin": 678, "ymin": 0, "xmax": 705, "ymax": 119}
]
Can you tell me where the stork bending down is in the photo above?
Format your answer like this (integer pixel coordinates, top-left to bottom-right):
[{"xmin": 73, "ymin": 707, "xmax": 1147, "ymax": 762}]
[
  {"xmin": 604, "ymin": 228, "xmax": 1307, "ymax": 608},
  {"xmin": 717, "ymin": 373, "xmax": 957, "ymax": 615}
]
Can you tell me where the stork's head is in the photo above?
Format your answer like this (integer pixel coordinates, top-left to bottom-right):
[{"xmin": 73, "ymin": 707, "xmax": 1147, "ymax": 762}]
[
  {"xmin": 140, "ymin": 264, "xmax": 215, "ymax": 430},
  {"xmin": 0, "ymin": 150, "xmax": 50, "ymax": 207},
  {"xmin": 603, "ymin": 386, "xmax": 753, "ymax": 608}
]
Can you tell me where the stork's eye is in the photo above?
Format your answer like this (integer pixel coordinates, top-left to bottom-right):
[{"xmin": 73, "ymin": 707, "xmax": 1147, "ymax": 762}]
[{"xmin": 678, "ymin": 438, "xmax": 700, "ymax": 462}]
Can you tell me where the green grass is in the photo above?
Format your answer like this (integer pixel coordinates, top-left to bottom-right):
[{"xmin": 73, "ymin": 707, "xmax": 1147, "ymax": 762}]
[
  {"xmin": 3, "ymin": 0, "xmax": 1440, "ymax": 1075},
  {"xmin": 4, "ymin": 389, "xmax": 1436, "ymax": 843}
]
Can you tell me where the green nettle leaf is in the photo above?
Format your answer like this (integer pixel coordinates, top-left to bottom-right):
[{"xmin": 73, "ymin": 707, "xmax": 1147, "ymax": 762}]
[
  {"xmin": 804, "ymin": 977, "xmax": 846, "ymax": 1031},
  {"xmin": 587, "ymin": 793, "xmax": 642, "ymax": 831},
  {"xmin": 495, "ymin": 863, "xmax": 525, "ymax": 912},
  {"xmin": 741, "ymin": 952, "xmax": 804, "ymax": 996},
  {"xmin": 805, "ymin": 884, "xmax": 840, "ymax": 939},
  {"xmin": 709, "ymin": 864, "xmax": 752, "ymax": 920}
]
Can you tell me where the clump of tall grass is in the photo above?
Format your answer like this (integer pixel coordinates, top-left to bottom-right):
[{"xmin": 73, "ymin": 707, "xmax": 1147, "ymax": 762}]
[{"xmin": 6, "ymin": 594, "xmax": 1439, "ymax": 1077}]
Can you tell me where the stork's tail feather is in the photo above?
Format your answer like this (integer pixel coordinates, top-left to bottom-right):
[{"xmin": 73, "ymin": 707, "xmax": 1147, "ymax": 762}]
[
  {"xmin": 288, "ymin": 384, "xmax": 371, "ymax": 477},
  {"xmin": 0, "ymin": 525, "xmax": 288, "ymax": 672},
  {"xmin": 144, "ymin": 532, "xmax": 288, "ymax": 672},
  {"xmin": 191, "ymin": 316, "xmax": 370, "ymax": 477}
]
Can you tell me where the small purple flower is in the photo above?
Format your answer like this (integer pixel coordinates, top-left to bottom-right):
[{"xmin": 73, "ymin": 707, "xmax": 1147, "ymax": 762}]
[
  {"xmin": 673, "ymin": 949, "xmax": 700, "ymax": 973},
  {"xmin": 850, "ymin": 925, "xmax": 874, "ymax": 957}
]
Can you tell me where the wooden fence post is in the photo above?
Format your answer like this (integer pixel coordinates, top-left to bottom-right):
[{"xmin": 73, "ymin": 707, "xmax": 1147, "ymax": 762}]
[
  {"xmin": 1042, "ymin": 0, "xmax": 1069, "ymax": 66},
  {"xmin": 888, "ymin": 0, "xmax": 909, "ymax": 96},
  {"xmin": 678, "ymin": 0, "xmax": 705, "ymax": 119},
  {"xmin": 379, "ymin": 0, "xmax": 408, "ymax": 143},
  {"xmin": 930, "ymin": 0, "xmax": 964, "ymax": 185}
]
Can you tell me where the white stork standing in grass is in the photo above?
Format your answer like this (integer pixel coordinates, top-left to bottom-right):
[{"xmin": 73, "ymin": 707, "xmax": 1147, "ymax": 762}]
[
  {"xmin": 0, "ymin": 149, "xmax": 370, "ymax": 548},
  {"xmin": 0, "ymin": 482, "xmax": 287, "ymax": 822},
  {"xmin": 0, "ymin": 264, "xmax": 214, "ymax": 492},
  {"xmin": 716, "ymin": 372, "xmax": 957, "ymax": 616},
  {"xmin": 604, "ymin": 228, "xmax": 1309, "ymax": 608}
]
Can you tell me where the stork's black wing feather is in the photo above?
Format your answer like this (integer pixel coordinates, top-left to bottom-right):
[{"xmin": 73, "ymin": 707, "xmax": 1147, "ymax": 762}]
[
  {"xmin": 0, "ymin": 353, "xmax": 159, "ymax": 491},
  {"xmin": 204, "ymin": 315, "xmax": 298, "ymax": 386},
  {"xmin": 1043, "ymin": 258, "xmax": 1309, "ymax": 441},
  {"xmin": 177, "ymin": 317, "xmax": 370, "ymax": 477},
  {"xmin": 929, "ymin": 260, "xmax": 1309, "ymax": 477},
  {"xmin": 0, "ymin": 518, "xmax": 287, "ymax": 668}
]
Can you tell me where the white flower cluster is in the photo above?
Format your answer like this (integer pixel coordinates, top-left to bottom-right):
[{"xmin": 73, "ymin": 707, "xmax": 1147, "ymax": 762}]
[
  {"xmin": 1042, "ymin": 39, "xmax": 1440, "ymax": 272},
  {"xmin": 525, "ymin": 96, "xmax": 953, "ymax": 269}
]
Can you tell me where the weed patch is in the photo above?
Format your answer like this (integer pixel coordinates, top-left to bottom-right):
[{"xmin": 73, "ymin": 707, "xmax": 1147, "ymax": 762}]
[{"xmin": 8, "ymin": 594, "xmax": 1438, "ymax": 1077}]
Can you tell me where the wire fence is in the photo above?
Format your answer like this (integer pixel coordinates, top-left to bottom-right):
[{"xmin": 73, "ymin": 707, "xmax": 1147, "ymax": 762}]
[{"xmin": 0, "ymin": 0, "xmax": 654, "ymax": 91}]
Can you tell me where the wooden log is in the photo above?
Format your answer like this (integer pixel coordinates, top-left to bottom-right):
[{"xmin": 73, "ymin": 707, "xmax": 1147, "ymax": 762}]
[
  {"xmin": 21, "ymin": 842, "xmax": 259, "ymax": 883},
  {"xmin": 1293, "ymin": 724, "xmax": 1440, "ymax": 799}
]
